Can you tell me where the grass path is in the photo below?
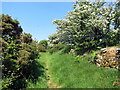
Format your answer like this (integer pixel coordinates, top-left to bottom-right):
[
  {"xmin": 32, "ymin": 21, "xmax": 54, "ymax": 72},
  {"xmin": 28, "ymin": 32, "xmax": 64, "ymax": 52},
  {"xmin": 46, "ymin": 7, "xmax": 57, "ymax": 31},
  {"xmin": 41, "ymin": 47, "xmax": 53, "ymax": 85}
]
[
  {"xmin": 45, "ymin": 53, "xmax": 62, "ymax": 88},
  {"xmin": 44, "ymin": 51, "xmax": 118, "ymax": 88},
  {"xmin": 28, "ymin": 52, "xmax": 118, "ymax": 88}
]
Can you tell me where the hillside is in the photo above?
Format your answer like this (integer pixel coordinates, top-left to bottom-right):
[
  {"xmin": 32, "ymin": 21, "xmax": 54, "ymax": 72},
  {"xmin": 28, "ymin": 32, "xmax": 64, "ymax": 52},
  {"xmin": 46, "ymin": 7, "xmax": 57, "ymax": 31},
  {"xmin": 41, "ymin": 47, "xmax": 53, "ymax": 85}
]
[
  {"xmin": 1, "ymin": 0, "xmax": 120, "ymax": 89},
  {"xmin": 27, "ymin": 47, "xmax": 119, "ymax": 88}
]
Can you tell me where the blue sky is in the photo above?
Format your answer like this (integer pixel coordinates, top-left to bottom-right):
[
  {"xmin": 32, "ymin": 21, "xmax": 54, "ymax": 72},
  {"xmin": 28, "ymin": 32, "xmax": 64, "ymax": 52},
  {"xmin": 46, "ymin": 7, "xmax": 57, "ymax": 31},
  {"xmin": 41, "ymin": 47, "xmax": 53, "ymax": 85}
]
[
  {"xmin": 2, "ymin": 0, "xmax": 116, "ymax": 41},
  {"xmin": 2, "ymin": 2, "xmax": 73, "ymax": 41}
]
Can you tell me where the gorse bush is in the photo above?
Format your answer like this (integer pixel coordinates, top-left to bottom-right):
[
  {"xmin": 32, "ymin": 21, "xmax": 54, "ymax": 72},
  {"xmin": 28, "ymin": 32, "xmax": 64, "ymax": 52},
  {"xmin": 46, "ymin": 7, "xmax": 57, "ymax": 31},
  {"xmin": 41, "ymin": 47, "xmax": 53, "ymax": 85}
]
[{"xmin": 1, "ymin": 14, "xmax": 43, "ymax": 89}]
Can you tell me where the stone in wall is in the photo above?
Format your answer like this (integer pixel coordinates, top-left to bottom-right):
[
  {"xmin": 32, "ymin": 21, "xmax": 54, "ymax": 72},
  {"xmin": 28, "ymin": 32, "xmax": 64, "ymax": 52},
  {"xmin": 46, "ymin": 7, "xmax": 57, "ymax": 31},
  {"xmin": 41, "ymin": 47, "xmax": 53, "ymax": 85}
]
[{"xmin": 95, "ymin": 47, "xmax": 120, "ymax": 69}]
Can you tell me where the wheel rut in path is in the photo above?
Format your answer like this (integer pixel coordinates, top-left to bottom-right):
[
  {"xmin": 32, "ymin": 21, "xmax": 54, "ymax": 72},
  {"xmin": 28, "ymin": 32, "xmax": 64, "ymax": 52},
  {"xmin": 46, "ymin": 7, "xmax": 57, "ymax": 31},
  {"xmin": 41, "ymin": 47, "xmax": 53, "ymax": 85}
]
[{"xmin": 45, "ymin": 53, "xmax": 62, "ymax": 88}]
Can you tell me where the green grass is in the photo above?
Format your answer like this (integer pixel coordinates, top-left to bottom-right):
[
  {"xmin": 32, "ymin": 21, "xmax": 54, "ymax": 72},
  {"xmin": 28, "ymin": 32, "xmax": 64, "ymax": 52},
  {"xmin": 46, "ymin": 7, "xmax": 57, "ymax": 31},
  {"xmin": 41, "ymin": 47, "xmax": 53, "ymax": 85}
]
[
  {"xmin": 27, "ymin": 50, "xmax": 118, "ymax": 88},
  {"xmin": 27, "ymin": 53, "xmax": 48, "ymax": 88},
  {"xmin": 47, "ymin": 51, "xmax": 118, "ymax": 88}
]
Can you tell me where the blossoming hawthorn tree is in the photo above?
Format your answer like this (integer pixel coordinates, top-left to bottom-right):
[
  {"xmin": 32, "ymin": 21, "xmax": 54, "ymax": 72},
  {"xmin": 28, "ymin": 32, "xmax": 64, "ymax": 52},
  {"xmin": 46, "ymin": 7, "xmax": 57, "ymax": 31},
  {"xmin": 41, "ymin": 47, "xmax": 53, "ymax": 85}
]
[
  {"xmin": 114, "ymin": 0, "xmax": 120, "ymax": 44},
  {"xmin": 49, "ymin": 0, "xmax": 119, "ymax": 50}
]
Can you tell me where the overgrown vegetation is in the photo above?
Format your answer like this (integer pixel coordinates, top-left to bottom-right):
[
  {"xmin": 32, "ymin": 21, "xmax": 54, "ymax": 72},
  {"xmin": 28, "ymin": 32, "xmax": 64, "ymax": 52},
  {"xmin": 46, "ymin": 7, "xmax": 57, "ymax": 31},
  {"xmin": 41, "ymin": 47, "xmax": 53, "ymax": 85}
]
[
  {"xmin": 46, "ymin": 0, "xmax": 120, "ymax": 88},
  {"xmin": 1, "ymin": 14, "xmax": 46, "ymax": 89},
  {"xmin": 38, "ymin": 40, "xmax": 48, "ymax": 49},
  {"xmin": 27, "ymin": 53, "xmax": 48, "ymax": 88},
  {"xmin": 42, "ymin": 51, "xmax": 118, "ymax": 88},
  {"xmin": 1, "ymin": 0, "xmax": 120, "ymax": 89},
  {"xmin": 48, "ymin": 44, "xmax": 66, "ymax": 54}
]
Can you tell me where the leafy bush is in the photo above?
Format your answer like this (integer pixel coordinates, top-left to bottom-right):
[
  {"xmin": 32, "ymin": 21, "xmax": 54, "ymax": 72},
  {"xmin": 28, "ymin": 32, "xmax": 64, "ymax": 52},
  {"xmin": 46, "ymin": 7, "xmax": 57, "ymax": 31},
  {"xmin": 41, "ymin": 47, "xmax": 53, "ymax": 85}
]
[
  {"xmin": 62, "ymin": 45, "xmax": 73, "ymax": 54},
  {"xmin": 48, "ymin": 44, "xmax": 66, "ymax": 54},
  {"xmin": 53, "ymin": 44, "xmax": 65, "ymax": 50},
  {"xmin": 38, "ymin": 45, "xmax": 46, "ymax": 52},
  {"xmin": 74, "ymin": 48, "xmax": 87, "ymax": 55},
  {"xmin": 38, "ymin": 40, "xmax": 48, "ymax": 49},
  {"xmin": 1, "ymin": 14, "xmax": 44, "ymax": 89},
  {"xmin": 48, "ymin": 48, "xmax": 58, "ymax": 54}
]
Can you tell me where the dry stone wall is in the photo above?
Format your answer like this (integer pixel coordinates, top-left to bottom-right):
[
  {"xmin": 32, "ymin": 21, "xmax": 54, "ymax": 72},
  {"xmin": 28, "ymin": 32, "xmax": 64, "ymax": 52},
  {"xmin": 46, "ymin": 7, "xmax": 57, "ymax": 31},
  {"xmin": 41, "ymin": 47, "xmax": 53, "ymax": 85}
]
[{"xmin": 95, "ymin": 47, "xmax": 120, "ymax": 69}]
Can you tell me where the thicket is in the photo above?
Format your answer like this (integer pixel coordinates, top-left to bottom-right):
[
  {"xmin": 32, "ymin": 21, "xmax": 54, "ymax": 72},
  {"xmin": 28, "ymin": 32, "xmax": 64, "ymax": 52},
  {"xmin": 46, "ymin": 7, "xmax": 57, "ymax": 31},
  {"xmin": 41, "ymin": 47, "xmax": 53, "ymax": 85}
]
[
  {"xmin": 1, "ymin": 14, "xmax": 44, "ymax": 89},
  {"xmin": 49, "ymin": 0, "xmax": 120, "ymax": 53},
  {"xmin": 48, "ymin": 43, "xmax": 66, "ymax": 54},
  {"xmin": 38, "ymin": 40, "xmax": 48, "ymax": 49}
]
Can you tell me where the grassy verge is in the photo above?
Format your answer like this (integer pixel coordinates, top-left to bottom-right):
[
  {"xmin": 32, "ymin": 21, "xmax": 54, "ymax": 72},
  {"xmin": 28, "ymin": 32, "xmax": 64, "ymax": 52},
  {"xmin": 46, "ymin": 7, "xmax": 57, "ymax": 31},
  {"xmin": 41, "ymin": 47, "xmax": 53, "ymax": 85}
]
[
  {"xmin": 48, "ymin": 51, "xmax": 118, "ymax": 88},
  {"xmin": 27, "ymin": 53, "xmax": 48, "ymax": 88}
]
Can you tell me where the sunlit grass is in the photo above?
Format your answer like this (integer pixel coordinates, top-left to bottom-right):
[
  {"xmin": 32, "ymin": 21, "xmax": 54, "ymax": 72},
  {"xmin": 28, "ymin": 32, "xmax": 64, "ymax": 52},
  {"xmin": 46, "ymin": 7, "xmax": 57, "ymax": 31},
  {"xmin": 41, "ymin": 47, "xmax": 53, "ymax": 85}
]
[
  {"xmin": 27, "ymin": 50, "xmax": 118, "ymax": 88},
  {"xmin": 27, "ymin": 53, "xmax": 48, "ymax": 88},
  {"xmin": 48, "ymin": 51, "xmax": 118, "ymax": 88}
]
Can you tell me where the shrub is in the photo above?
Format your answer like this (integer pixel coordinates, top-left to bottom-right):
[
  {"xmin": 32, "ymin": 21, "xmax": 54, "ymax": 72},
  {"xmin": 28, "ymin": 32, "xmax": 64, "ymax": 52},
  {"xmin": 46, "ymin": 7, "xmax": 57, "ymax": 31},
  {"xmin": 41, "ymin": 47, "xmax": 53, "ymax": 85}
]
[
  {"xmin": 74, "ymin": 48, "xmax": 87, "ymax": 55},
  {"xmin": 1, "ymin": 14, "xmax": 44, "ymax": 89},
  {"xmin": 48, "ymin": 48, "xmax": 58, "ymax": 54},
  {"xmin": 62, "ymin": 45, "xmax": 73, "ymax": 54},
  {"xmin": 38, "ymin": 45, "xmax": 46, "ymax": 52},
  {"xmin": 38, "ymin": 40, "xmax": 48, "ymax": 49},
  {"xmin": 48, "ymin": 44, "xmax": 66, "ymax": 54},
  {"xmin": 53, "ymin": 44, "xmax": 65, "ymax": 50}
]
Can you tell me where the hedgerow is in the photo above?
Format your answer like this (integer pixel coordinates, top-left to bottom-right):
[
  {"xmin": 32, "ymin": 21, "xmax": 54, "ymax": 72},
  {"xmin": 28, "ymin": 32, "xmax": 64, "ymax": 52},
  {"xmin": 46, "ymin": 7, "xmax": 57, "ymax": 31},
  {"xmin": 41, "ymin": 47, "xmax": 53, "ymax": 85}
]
[{"xmin": 1, "ymin": 14, "xmax": 44, "ymax": 89}]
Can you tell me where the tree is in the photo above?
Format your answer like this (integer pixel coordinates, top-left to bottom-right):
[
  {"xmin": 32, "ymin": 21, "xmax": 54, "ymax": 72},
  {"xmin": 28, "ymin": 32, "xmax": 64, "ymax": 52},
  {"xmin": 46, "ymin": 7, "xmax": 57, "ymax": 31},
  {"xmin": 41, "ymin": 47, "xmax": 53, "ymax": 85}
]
[
  {"xmin": 50, "ymin": 0, "xmax": 119, "ymax": 50},
  {"xmin": 48, "ymin": 33, "xmax": 61, "ymax": 44},
  {"xmin": 1, "ymin": 14, "xmax": 42, "ymax": 89},
  {"xmin": 113, "ymin": 0, "xmax": 120, "ymax": 44},
  {"xmin": 38, "ymin": 40, "xmax": 48, "ymax": 49},
  {"xmin": 1, "ymin": 14, "xmax": 23, "ymax": 41},
  {"xmin": 21, "ymin": 33, "xmax": 32, "ymax": 44}
]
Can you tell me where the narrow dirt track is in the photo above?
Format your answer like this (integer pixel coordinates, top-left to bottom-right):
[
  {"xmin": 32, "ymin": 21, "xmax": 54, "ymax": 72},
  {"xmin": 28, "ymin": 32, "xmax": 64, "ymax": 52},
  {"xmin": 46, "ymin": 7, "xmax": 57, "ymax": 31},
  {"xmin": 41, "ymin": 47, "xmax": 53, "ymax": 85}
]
[{"xmin": 45, "ymin": 53, "xmax": 62, "ymax": 88}]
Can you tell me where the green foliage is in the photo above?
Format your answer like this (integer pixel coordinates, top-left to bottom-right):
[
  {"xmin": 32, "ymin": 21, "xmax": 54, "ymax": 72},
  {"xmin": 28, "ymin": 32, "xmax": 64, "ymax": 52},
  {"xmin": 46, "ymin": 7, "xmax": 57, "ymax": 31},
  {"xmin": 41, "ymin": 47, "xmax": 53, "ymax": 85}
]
[
  {"xmin": 38, "ymin": 45, "xmax": 46, "ymax": 52},
  {"xmin": 27, "ymin": 53, "xmax": 48, "ymax": 88},
  {"xmin": 74, "ymin": 48, "xmax": 87, "ymax": 55},
  {"xmin": 1, "ymin": 14, "xmax": 44, "ymax": 89},
  {"xmin": 22, "ymin": 33, "xmax": 32, "ymax": 44},
  {"xmin": 49, "ymin": 1, "xmax": 119, "ymax": 51},
  {"xmin": 38, "ymin": 40, "xmax": 48, "ymax": 49},
  {"xmin": 62, "ymin": 45, "xmax": 73, "ymax": 54},
  {"xmin": 1, "ymin": 14, "xmax": 23, "ymax": 41},
  {"xmin": 48, "ymin": 44, "xmax": 66, "ymax": 54},
  {"xmin": 48, "ymin": 48, "xmax": 58, "ymax": 54},
  {"xmin": 53, "ymin": 44, "xmax": 65, "ymax": 50},
  {"xmin": 48, "ymin": 33, "xmax": 60, "ymax": 44}
]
